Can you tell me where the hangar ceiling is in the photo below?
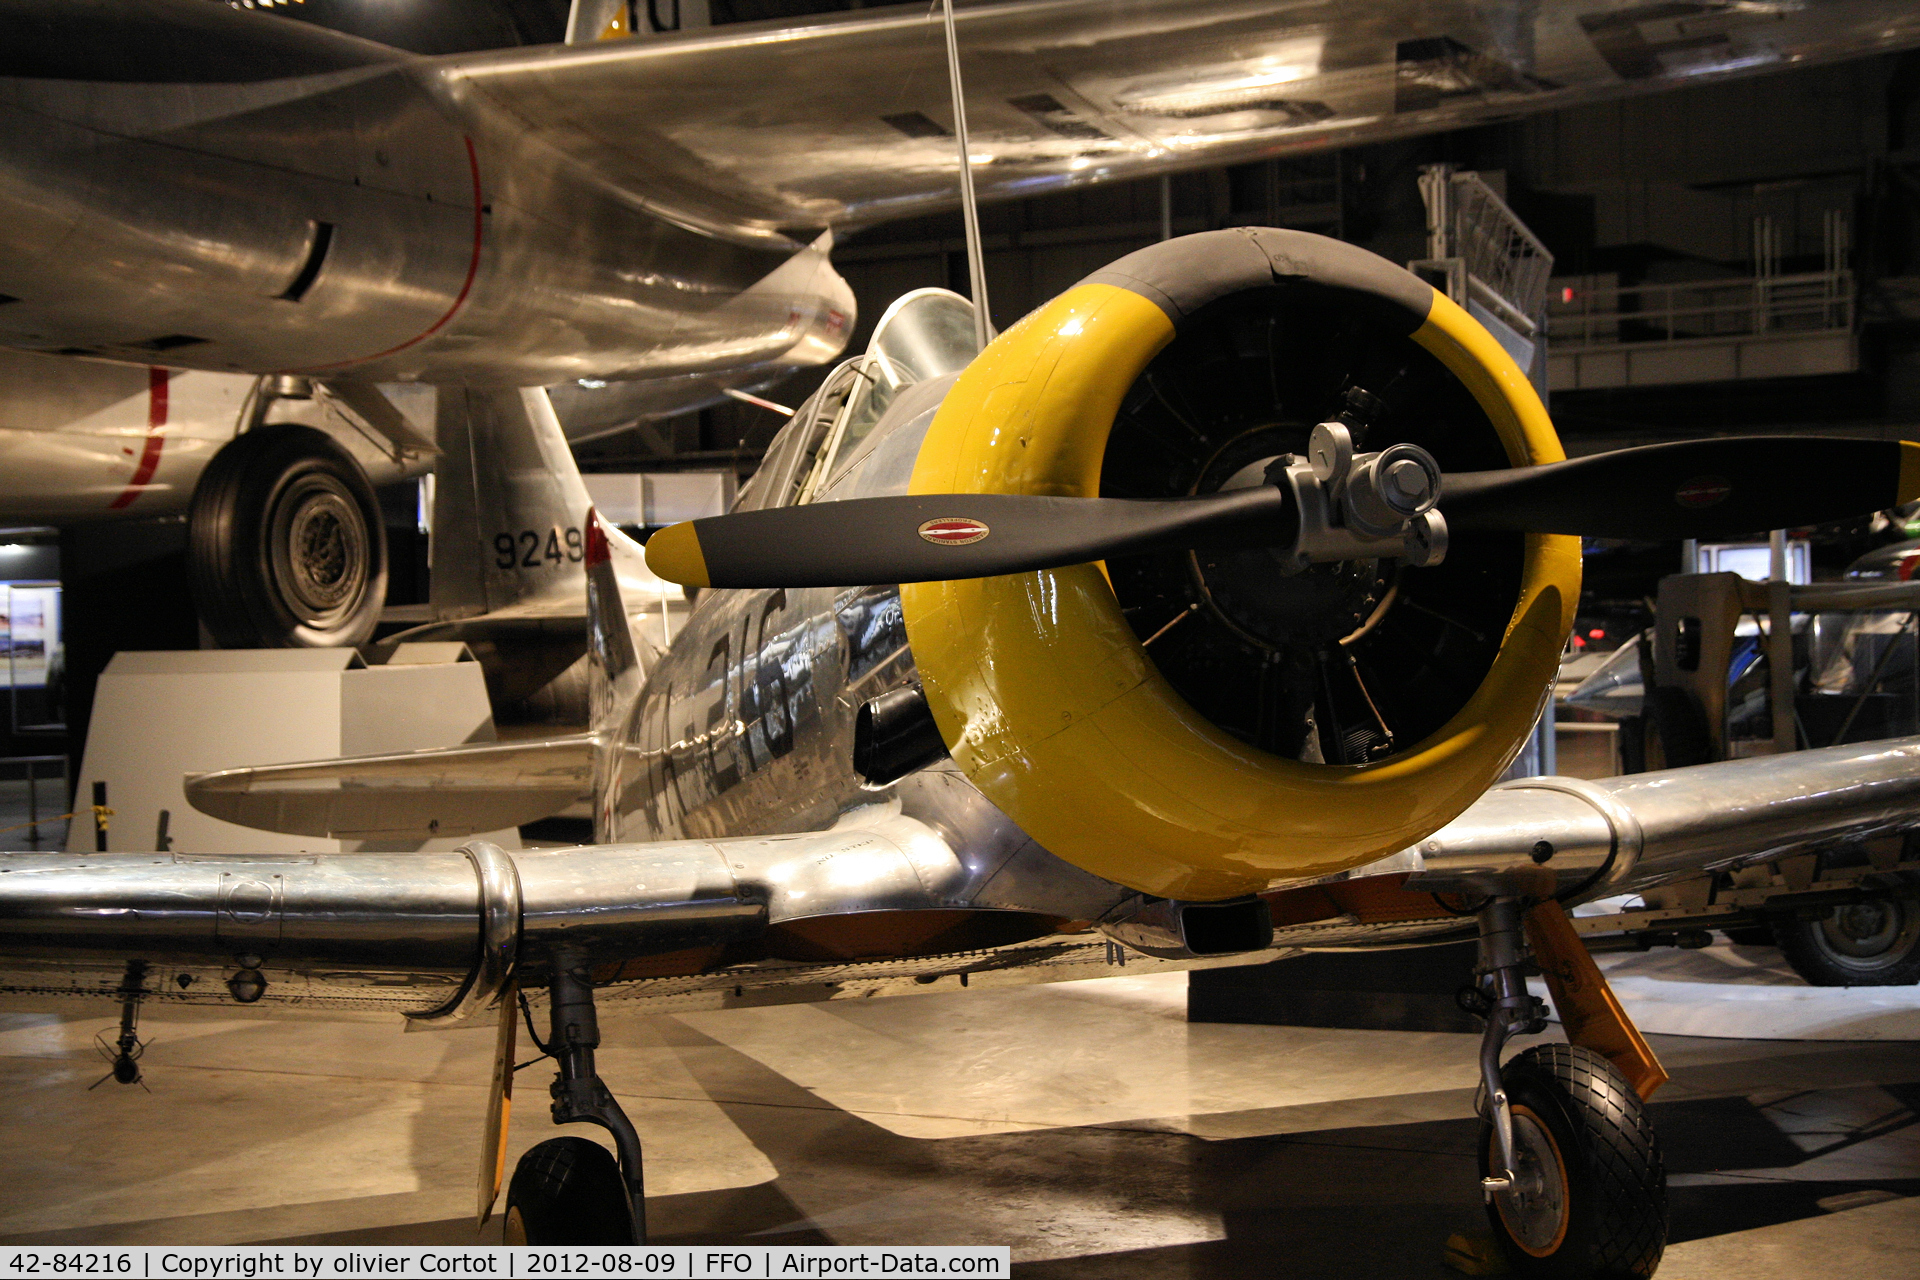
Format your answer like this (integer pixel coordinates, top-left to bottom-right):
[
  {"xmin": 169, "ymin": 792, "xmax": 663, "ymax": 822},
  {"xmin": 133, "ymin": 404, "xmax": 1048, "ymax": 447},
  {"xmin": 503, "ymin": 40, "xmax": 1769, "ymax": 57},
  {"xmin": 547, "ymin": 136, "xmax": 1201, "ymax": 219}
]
[{"xmin": 566, "ymin": 10, "xmax": 1920, "ymax": 487}]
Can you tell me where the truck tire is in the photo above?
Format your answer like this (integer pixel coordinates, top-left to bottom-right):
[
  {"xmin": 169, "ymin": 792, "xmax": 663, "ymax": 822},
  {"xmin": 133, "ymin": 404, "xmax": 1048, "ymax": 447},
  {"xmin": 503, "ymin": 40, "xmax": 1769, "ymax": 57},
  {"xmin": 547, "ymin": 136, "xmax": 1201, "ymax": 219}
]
[{"xmin": 1773, "ymin": 878, "xmax": 1920, "ymax": 986}]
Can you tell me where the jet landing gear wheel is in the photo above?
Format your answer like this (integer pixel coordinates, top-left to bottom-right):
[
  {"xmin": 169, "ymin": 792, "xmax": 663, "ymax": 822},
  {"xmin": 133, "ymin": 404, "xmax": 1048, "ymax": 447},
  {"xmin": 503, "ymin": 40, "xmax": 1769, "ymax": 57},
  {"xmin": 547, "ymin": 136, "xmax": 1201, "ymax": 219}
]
[
  {"xmin": 188, "ymin": 424, "xmax": 387, "ymax": 648},
  {"xmin": 503, "ymin": 1137, "xmax": 636, "ymax": 1245},
  {"xmin": 1773, "ymin": 886, "xmax": 1920, "ymax": 986},
  {"xmin": 1481, "ymin": 1045, "xmax": 1666, "ymax": 1280}
]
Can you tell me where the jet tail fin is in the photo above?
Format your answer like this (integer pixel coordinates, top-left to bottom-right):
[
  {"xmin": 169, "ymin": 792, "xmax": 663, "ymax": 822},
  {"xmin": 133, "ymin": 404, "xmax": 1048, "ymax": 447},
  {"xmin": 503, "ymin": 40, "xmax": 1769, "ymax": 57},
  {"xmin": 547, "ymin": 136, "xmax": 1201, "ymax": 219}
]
[
  {"xmin": 383, "ymin": 386, "xmax": 684, "ymax": 727},
  {"xmin": 430, "ymin": 387, "xmax": 592, "ymax": 620}
]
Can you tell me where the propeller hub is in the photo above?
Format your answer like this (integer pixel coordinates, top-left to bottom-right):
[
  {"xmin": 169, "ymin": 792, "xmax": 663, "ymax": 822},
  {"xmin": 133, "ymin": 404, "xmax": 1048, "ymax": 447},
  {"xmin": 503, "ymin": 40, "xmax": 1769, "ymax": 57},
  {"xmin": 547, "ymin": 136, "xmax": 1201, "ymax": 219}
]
[
  {"xmin": 1386, "ymin": 459, "xmax": 1433, "ymax": 506},
  {"xmin": 1273, "ymin": 423, "xmax": 1449, "ymax": 572}
]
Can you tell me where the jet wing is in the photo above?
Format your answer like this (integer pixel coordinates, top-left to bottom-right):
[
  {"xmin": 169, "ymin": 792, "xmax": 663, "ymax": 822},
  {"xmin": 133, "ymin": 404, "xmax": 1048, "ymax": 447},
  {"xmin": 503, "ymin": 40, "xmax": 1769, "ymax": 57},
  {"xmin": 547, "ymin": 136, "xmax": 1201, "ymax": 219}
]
[
  {"xmin": 435, "ymin": 0, "xmax": 1920, "ymax": 236},
  {"xmin": 183, "ymin": 734, "xmax": 596, "ymax": 839}
]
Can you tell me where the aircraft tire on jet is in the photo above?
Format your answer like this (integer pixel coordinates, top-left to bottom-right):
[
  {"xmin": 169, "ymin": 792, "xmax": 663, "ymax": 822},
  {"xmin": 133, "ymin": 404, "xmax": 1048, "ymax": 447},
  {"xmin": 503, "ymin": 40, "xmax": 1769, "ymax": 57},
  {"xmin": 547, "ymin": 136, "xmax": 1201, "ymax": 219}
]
[
  {"xmin": 502, "ymin": 1136, "xmax": 636, "ymax": 1245},
  {"xmin": 1481, "ymin": 1044, "xmax": 1666, "ymax": 1280},
  {"xmin": 1772, "ymin": 874, "xmax": 1920, "ymax": 986},
  {"xmin": 187, "ymin": 424, "xmax": 387, "ymax": 648}
]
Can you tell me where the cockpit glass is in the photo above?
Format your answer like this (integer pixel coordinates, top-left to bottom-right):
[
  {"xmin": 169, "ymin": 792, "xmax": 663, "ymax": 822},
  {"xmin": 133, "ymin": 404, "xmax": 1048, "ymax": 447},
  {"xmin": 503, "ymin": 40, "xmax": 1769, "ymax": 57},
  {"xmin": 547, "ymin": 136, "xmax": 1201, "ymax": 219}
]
[
  {"xmin": 823, "ymin": 290, "xmax": 978, "ymax": 483},
  {"xmin": 867, "ymin": 289, "xmax": 980, "ymax": 389}
]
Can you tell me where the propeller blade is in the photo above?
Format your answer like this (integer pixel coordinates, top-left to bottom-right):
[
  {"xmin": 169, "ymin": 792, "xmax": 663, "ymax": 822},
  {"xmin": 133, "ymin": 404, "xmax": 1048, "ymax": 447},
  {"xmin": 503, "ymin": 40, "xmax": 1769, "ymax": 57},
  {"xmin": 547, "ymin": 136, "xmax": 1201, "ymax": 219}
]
[
  {"xmin": 645, "ymin": 487, "xmax": 1292, "ymax": 588},
  {"xmin": 647, "ymin": 436, "xmax": 1920, "ymax": 589},
  {"xmin": 1443, "ymin": 437, "xmax": 1920, "ymax": 541}
]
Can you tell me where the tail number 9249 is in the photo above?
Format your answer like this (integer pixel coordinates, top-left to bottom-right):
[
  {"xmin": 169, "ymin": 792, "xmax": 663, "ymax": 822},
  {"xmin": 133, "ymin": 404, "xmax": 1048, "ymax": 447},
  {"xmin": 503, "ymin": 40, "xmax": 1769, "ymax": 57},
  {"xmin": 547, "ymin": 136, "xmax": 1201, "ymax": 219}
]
[{"xmin": 496, "ymin": 526, "xmax": 584, "ymax": 570}]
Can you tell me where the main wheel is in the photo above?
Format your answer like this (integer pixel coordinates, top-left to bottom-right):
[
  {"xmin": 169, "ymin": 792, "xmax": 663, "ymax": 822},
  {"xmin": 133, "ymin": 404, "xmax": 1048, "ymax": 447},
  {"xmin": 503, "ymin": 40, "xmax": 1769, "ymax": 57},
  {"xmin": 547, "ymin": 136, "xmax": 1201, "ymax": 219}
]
[
  {"xmin": 1773, "ymin": 889, "xmax": 1920, "ymax": 986},
  {"xmin": 1481, "ymin": 1044, "xmax": 1666, "ymax": 1280},
  {"xmin": 188, "ymin": 425, "xmax": 387, "ymax": 648},
  {"xmin": 502, "ymin": 1136, "xmax": 636, "ymax": 1245}
]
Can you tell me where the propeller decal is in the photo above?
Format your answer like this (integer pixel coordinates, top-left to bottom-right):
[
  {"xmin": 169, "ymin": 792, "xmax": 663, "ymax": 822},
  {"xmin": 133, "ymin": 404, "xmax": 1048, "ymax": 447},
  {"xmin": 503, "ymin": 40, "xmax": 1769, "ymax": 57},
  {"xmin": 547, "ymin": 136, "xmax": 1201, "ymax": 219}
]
[
  {"xmin": 919, "ymin": 517, "xmax": 990, "ymax": 545},
  {"xmin": 1674, "ymin": 476, "xmax": 1731, "ymax": 509}
]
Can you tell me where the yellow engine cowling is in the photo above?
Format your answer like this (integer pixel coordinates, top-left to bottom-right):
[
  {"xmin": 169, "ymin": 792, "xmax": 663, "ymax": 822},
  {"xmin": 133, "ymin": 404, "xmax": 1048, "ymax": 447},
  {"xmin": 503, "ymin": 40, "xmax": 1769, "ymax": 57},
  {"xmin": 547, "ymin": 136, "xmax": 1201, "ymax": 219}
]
[{"xmin": 900, "ymin": 228, "xmax": 1580, "ymax": 901}]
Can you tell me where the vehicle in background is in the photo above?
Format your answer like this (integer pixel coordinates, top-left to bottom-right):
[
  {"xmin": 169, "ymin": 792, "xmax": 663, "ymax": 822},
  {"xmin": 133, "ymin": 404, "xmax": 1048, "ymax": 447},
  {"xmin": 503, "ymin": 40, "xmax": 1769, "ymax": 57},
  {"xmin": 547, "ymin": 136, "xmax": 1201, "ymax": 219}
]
[{"xmin": 1561, "ymin": 545, "xmax": 1920, "ymax": 986}]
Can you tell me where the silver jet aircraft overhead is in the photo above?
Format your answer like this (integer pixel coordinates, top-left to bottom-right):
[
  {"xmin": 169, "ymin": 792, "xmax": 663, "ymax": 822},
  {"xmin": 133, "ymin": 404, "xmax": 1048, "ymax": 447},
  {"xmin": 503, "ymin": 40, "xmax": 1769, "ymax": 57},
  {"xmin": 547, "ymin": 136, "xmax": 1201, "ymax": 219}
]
[
  {"xmin": 9, "ymin": 228, "xmax": 1920, "ymax": 1279},
  {"xmin": 3, "ymin": 0, "xmax": 1920, "ymax": 646}
]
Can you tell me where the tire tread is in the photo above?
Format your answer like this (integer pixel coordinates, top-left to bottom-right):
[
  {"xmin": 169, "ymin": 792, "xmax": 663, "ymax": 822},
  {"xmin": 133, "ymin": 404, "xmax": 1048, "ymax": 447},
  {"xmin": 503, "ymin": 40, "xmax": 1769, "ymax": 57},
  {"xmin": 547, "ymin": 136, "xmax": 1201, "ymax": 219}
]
[
  {"xmin": 1490, "ymin": 1043, "xmax": 1666, "ymax": 1279},
  {"xmin": 505, "ymin": 1135, "xmax": 633, "ymax": 1245}
]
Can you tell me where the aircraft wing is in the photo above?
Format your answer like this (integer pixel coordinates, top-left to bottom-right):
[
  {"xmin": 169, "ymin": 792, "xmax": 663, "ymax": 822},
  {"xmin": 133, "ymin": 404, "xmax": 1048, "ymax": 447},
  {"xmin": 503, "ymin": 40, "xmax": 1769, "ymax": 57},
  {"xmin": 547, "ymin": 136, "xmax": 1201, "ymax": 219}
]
[
  {"xmin": 435, "ymin": 0, "xmax": 1920, "ymax": 236},
  {"xmin": 14, "ymin": 735, "xmax": 1920, "ymax": 1020},
  {"xmin": 183, "ymin": 734, "xmax": 596, "ymax": 839}
]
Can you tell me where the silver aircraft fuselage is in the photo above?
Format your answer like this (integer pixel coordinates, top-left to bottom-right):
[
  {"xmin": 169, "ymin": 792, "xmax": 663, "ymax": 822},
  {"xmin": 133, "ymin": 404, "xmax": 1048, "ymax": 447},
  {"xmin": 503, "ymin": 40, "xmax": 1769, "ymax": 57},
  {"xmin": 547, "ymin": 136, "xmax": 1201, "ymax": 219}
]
[
  {"xmin": 0, "ymin": 0, "xmax": 853, "ymax": 388},
  {"xmin": 601, "ymin": 370, "xmax": 954, "ymax": 849}
]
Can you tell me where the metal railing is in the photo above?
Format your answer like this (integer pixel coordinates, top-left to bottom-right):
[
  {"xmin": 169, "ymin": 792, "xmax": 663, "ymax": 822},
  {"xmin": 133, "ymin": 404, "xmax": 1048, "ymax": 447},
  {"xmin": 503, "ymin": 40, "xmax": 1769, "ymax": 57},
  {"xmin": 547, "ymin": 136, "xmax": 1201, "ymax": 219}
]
[
  {"xmin": 1548, "ymin": 270, "xmax": 1853, "ymax": 349},
  {"xmin": 1448, "ymin": 175, "xmax": 1553, "ymax": 325},
  {"xmin": 1418, "ymin": 166, "xmax": 1553, "ymax": 335}
]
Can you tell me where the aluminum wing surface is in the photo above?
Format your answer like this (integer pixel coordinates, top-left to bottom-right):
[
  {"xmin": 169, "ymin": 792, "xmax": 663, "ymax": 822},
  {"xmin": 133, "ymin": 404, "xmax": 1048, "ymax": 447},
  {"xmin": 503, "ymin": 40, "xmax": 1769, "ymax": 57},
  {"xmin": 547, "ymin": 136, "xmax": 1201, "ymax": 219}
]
[
  {"xmin": 1399, "ymin": 737, "xmax": 1920, "ymax": 898},
  {"xmin": 12, "ymin": 738, "xmax": 1920, "ymax": 1022},
  {"xmin": 434, "ymin": 0, "xmax": 1920, "ymax": 237},
  {"xmin": 184, "ymin": 734, "xmax": 595, "ymax": 839}
]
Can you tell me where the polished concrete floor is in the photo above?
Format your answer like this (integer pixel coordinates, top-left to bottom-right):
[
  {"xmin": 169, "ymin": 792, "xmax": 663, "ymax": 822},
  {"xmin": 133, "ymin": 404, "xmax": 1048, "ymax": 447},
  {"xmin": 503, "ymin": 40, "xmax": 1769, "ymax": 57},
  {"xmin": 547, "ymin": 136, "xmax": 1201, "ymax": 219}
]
[{"xmin": 0, "ymin": 952, "xmax": 1915, "ymax": 1278}]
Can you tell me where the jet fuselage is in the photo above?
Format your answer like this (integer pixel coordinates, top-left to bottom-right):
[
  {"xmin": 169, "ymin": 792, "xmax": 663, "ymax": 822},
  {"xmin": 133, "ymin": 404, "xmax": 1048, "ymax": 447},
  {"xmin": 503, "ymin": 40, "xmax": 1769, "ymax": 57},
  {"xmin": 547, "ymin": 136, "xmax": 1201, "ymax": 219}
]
[{"xmin": 0, "ymin": 0, "xmax": 853, "ymax": 387}]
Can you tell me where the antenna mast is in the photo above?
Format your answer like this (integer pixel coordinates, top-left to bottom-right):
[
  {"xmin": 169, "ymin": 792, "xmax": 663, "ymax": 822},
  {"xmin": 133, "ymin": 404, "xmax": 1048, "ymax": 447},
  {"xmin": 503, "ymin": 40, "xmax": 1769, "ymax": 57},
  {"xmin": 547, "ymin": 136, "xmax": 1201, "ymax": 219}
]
[{"xmin": 940, "ymin": 0, "xmax": 994, "ymax": 351}]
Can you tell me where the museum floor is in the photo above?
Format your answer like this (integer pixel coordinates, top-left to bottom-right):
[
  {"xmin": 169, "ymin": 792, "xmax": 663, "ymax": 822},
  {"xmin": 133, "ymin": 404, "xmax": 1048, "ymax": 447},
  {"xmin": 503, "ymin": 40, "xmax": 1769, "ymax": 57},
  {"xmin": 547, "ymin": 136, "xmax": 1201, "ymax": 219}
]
[{"xmin": 1, "ymin": 951, "xmax": 1915, "ymax": 1278}]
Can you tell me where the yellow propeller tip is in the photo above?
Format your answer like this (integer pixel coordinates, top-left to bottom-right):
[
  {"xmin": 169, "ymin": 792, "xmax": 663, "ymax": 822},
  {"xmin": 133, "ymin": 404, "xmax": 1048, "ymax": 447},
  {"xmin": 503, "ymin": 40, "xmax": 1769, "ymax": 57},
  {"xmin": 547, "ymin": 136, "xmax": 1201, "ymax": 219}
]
[{"xmin": 644, "ymin": 522, "xmax": 711, "ymax": 588}]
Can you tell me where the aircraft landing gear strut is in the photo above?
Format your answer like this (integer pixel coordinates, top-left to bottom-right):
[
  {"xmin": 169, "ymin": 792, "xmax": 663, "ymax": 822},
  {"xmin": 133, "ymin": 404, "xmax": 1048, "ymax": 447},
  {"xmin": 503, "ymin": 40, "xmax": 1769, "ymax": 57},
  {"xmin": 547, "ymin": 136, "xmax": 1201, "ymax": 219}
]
[
  {"xmin": 89, "ymin": 959, "xmax": 150, "ymax": 1090},
  {"xmin": 1465, "ymin": 896, "xmax": 1667, "ymax": 1279},
  {"xmin": 504, "ymin": 963, "xmax": 647, "ymax": 1245},
  {"xmin": 1472, "ymin": 897, "xmax": 1550, "ymax": 1201}
]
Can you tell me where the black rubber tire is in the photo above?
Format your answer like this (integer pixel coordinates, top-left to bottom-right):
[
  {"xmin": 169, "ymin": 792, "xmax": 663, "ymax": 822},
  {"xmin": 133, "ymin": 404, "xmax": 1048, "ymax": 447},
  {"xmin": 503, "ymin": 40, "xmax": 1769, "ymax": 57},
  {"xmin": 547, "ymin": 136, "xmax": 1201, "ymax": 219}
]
[
  {"xmin": 1773, "ymin": 886, "xmax": 1920, "ymax": 986},
  {"xmin": 187, "ymin": 425, "xmax": 386, "ymax": 648},
  {"xmin": 502, "ymin": 1137, "xmax": 635, "ymax": 1245},
  {"xmin": 1641, "ymin": 687, "xmax": 1714, "ymax": 770},
  {"xmin": 1481, "ymin": 1044, "xmax": 1667, "ymax": 1280}
]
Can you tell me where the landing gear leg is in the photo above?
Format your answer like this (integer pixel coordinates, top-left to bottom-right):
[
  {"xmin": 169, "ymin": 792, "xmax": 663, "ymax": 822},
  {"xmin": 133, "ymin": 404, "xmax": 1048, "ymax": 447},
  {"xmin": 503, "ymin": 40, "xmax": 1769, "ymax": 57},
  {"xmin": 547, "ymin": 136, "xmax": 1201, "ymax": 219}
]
[
  {"xmin": 89, "ymin": 959, "xmax": 150, "ymax": 1090},
  {"xmin": 504, "ymin": 963, "xmax": 646, "ymax": 1245},
  {"xmin": 1468, "ymin": 898, "xmax": 1668, "ymax": 1279},
  {"xmin": 1472, "ymin": 897, "xmax": 1551, "ymax": 1203}
]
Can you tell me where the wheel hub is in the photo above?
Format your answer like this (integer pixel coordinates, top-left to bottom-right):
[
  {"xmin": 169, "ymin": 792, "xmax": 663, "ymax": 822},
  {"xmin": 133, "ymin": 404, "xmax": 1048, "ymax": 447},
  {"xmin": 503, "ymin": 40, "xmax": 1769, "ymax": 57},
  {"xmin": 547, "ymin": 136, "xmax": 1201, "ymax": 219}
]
[
  {"xmin": 270, "ymin": 476, "xmax": 369, "ymax": 624},
  {"xmin": 1493, "ymin": 1107, "xmax": 1570, "ymax": 1257},
  {"xmin": 1815, "ymin": 898, "xmax": 1918, "ymax": 967}
]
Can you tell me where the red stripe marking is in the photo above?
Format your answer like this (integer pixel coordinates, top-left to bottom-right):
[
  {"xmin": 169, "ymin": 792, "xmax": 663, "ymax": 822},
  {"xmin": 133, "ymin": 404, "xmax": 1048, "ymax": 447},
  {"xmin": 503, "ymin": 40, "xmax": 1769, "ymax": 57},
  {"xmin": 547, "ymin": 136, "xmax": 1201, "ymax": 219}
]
[
  {"xmin": 107, "ymin": 367, "xmax": 169, "ymax": 510},
  {"xmin": 285, "ymin": 135, "xmax": 485, "ymax": 373},
  {"xmin": 584, "ymin": 507, "xmax": 610, "ymax": 567}
]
